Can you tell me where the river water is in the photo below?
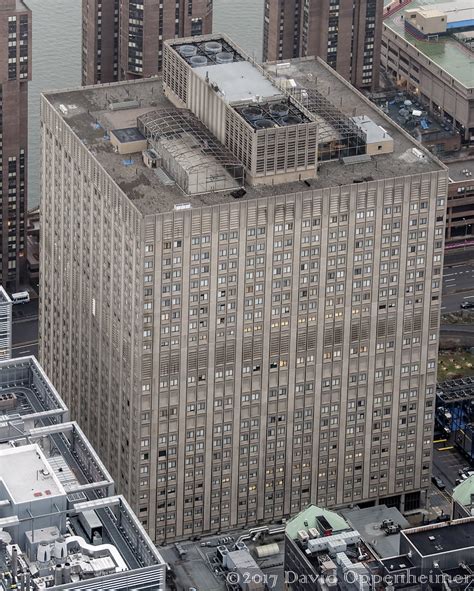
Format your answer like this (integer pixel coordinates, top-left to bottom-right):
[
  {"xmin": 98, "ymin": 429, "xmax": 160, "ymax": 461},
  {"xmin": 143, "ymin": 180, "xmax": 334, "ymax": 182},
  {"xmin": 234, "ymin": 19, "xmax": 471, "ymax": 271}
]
[{"xmin": 27, "ymin": 0, "xmax": 81, "ymax": 209}]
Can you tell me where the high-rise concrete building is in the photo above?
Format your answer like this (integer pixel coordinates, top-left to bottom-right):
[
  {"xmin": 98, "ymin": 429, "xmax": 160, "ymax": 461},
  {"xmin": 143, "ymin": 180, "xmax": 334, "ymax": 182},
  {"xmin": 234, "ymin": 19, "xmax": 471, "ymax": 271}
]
[
  {"xmin": 82, "ymin": 0, "xmax": 212, "ymax": 85},
  {"xmin": 40, "ymin": 33, "xmax": 447, "ymax": 544},
  {"xmin": 0, "ymin": 0, "xmax": 31, "ymax": 290},
  {"xmin": 82, "ymin": 0, "xmax": 120, "ymax": 86},
  {"xmin": 263, "ymin": 0, "xmax": 383, "ymax": 90},
  {"xmin": 0, "ymin": 355, "xmax": 167, "ymax": 590},
  {"xmin": 0, "ymin": 286, "xmax": 12, "ymax": 360}
]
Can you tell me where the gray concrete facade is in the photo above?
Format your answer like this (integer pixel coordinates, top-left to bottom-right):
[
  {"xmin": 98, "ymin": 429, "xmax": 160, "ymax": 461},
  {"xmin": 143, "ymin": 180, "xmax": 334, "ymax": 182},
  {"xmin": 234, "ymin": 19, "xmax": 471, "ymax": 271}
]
[{"xmin": 39, "ymin": 55, "xmax": 447, "ymax": 544}]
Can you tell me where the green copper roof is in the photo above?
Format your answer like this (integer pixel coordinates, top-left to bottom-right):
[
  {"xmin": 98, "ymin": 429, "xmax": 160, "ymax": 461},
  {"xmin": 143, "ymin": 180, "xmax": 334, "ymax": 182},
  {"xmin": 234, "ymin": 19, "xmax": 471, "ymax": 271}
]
[
  {"xmin": 453, "ymin": 475, "xmax": 474, "ymax": 506},
  {"xmin": 285, "ymin": 505, "xmax": 350, "ymax": 540}
]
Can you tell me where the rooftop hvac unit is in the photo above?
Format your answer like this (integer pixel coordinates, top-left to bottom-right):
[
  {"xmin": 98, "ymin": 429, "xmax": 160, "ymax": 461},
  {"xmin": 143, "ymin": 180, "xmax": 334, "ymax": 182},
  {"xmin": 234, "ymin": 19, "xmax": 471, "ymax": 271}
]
[
  {"xmin": 204, "ymin": 41, "xmax": 222, "ymax": 54},
  {"xmin": 37, "ymin": 542, "xmax": 51, "ymax": 563},
  {"xmin": 279, "ymin": 115, "xmax": 302, "ymax": 126},
  {"xmin": 242, "ymin": 106, "xmax": 264, "ymax": 121},
  {"xmin": 216, "ymin": 52, "xmax": 233, "ymax": 64},
  {"xmin": 254, "ymin": 119, "xmax": 275, "ymax": 129},
  {"xmin": 190, "ymin": 55, "xmax": 207, "ymax": 67},
  {"xmin": 179, "ymin": 44, "xmax": 197, "ymax": 58},
  {"xmin": 269, "ymin": 103, "xmax": 289, "ymax": 118},
  {"xmin": 54, "ymin": 537, "xmax": 67, "ymax": 560},
  {"xmin": 298, "ymin": 530, "xmax": 310, "ymax": 543},
  {"xmin": 142, "ymin": 149, "xmax": 160, "ymax": 169},
  {"xmin": 308, "ymin": 528, "xmax": 320, "ymax": 539},
  {"xmin": 217, "ymin": 545, "xmax": 229, "ymax": 563},
  {"xmin": 327, "ymin": 539, "xmax": 347, "ymax": 555}
]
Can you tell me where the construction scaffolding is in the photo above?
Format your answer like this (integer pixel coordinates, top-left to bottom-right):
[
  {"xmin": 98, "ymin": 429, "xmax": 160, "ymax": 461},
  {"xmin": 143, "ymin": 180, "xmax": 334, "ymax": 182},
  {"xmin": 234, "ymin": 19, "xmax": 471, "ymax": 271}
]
[{"xmin": 138, "ymin": 109, "xmax": 245, "ymax": 195}]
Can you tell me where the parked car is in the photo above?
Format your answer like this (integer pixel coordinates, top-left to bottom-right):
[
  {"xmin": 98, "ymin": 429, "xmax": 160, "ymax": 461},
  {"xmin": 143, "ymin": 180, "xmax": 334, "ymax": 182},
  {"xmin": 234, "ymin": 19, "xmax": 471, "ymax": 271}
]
[
  {"xmin": 432, "ymin": 475, "xmax": 446, "ymax": 490},
  {"xmin": 460, "ymin": 301, "xmax": 474, "ymax": 309}
]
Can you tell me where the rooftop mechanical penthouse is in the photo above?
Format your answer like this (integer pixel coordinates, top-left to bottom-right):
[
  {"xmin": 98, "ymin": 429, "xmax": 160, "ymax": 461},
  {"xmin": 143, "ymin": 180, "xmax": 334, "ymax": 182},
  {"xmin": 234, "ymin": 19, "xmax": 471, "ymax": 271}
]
[{"xmin": 40, "ymin": 34, "xmax": 448, "ymax": 543}]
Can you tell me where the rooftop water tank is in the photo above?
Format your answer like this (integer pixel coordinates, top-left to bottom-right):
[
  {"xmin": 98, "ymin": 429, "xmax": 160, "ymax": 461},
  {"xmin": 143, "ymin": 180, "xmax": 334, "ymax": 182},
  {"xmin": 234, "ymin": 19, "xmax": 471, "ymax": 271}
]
[
  {"xmin": 216, "ymin": 52, "xmax": 233, "ymax": 64},
  {"xmin": 179, "ymin": 44, "xmax": 197, "ymax": 58},
  {"xmin": 255, "ymin": 543, "xmax": 280, "ymax": 558}
]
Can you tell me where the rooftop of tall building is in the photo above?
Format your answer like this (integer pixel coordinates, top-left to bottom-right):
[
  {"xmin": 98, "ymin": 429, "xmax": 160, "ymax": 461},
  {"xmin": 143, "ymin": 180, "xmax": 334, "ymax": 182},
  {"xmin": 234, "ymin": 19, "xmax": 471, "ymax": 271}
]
[{"xmin": 43, "ymin": 43, "xmax": 445, "ymax": 217}]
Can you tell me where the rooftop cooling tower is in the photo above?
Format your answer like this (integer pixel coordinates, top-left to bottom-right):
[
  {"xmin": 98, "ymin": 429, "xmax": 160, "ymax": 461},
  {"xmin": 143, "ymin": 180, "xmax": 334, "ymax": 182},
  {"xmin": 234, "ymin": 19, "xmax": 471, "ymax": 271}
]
[
  {"xmin": 255, "ymin": 119, "xmax": 275, "ymax": 129},
  {"xmin": 204, "ymin": 41, "xmax": 222, "ymax": 54},
  {"xmin": 270, "ymin": 103, "xmax": 289, "ymax": 118},
  {"xmin": 280, "ymin": 115, "xmax": 302, "ymax": 126},
  {"xmin": 190, "ymin": 55, "xmax": 208, "ymax": 67},
  {"xmin": 179, "ymin": 45, "xmax": 197, "ymax": 58},
  {"xmin": 242, "ymin": 106, "xmax": 264, "ymax": 121},
  {"xmin": 216, "ymin": 52, "xmax": 234, "ymax": 64}
]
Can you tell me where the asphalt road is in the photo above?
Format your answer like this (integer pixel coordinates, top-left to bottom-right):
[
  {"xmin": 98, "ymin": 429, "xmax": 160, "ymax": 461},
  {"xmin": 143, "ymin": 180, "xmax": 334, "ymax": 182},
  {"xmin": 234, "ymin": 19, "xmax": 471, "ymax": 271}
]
[
  {"xmin": 428, "ymin": 438, "xmax": 471, "ymax": 519},
  {"xmin": 442, "ymin": 255, "xmax": 474, "ymax": 313},
  {"xmin": 11, "ymin": 298, "xmax": 38, "ymax": 358}
]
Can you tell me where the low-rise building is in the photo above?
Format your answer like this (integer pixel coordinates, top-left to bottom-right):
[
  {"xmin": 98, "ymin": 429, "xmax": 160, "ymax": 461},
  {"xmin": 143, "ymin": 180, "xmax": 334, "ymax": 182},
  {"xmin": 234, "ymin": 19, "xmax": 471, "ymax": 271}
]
[
  {"xmin": 0, "ymin": 356, "xmax": 167, "ymax": 590},
  {"xmin": 382, "ymin": 0, "xmax": 474, "ymax": 145},
  {"xmin": 285, "ymin": 504, "xmax": 474, "ymax": 590},
  {"xmin": 452, "ymin": 475, "xmax": 474, "ymax": 518},
  {"xmin": 446, "ymin": 159, "xmax": 474, "ymax": 243}
]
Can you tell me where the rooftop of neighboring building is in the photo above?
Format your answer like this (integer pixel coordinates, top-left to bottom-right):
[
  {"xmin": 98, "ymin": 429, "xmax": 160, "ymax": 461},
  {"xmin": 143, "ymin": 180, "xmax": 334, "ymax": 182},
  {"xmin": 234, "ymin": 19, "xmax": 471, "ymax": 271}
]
[
  {"xmin": 43, "ymin": 53, "xmax": 444, "ymax": 217},
  {"xmin": 161, "ymin": 526, "xmax": 286, "ymax": 591},
  {"xmin": 452, "ymin": 474, "xmax": 474, "ymax": 507},
  {"xmin": 0, "ymin": 358, "xmax": 166, "ymax": 590},
  {"xmin": 285, "ymin": 504, "xmax": 350, "ymax": 541},
  {"xmin": 403, "ymin": 518, "xmax": 474, "ymax": 556},
  {"xmin": 0, "ymin": 0, "xmax": 29, "ymax": 12},
  {"xmin": 447, "ymin": 158, "xmax": 474, "ymax": 183},
  {"xmin": 341, "ymin": 505, "xmax": 410, "ymax": 559},
  {"xmin": 0, "ymin": 444, "xmax": 64, "ymax": 503},
  {"xmin": 0, "ymin": 287, "xmax": 11, "ymax": 305},
  {"xmin": 0, "ymin": 356, "xmax": 68, "ymax": 422},
  {"xmin": 384, "ymin": 0, "xmax": 474, "ymax": 88}
]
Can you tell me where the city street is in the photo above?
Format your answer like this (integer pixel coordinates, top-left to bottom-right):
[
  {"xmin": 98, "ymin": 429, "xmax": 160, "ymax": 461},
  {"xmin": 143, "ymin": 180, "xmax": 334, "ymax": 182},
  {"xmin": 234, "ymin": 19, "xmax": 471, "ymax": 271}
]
[
  {"xmin": 442, "ymin": 248, "xmax": 474, "ymax": 313},
  {"xmin": 11, "ymin": 298, "xmax": 38, "ymax": 358},
  {"xmin": 428, "ymin": 438, "xmax": 471, "ymax": 519}
]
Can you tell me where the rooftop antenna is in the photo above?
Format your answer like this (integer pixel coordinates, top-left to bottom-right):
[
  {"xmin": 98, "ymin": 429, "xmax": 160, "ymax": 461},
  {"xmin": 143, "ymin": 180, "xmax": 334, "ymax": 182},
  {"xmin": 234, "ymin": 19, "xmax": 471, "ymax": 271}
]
[{"xmin": 205, "ymin": 71, "xmax": 209, "ymax": 83}]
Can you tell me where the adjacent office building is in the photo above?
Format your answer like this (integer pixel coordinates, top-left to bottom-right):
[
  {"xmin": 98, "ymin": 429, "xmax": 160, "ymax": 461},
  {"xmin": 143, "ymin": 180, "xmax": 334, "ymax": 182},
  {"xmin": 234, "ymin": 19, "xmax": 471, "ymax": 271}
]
[
  {"xmin": 0, "ymin": 0, "xmax": 31, "ymax": 290},
  {"xmin": 263, "ymin": 0, "xmax": 383, "ymax": 90},
  {"xmin": 82, "ymin": 0, "xmax": 212, "ymax": 85},
  {"xmin": 40, "ymin": 33, "xmax": 447, "ymax": 543},
  {"xmin": 0, "ymin": 286, "xmax": 12, "ymax": 360},
  {"xmin": 0, "ymin": 355, "xmax": 167, "ymax": 590}
]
